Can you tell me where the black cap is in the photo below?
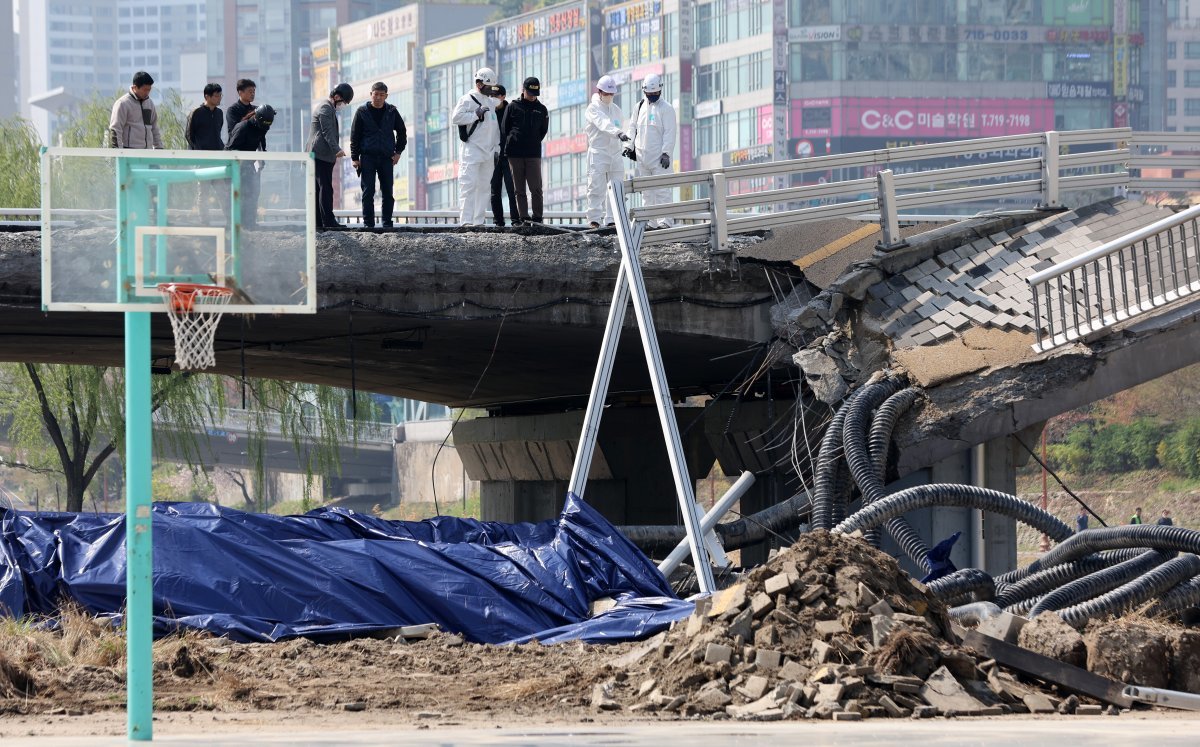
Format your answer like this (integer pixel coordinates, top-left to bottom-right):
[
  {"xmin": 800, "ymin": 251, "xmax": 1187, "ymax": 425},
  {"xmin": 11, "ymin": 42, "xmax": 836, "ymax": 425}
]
[
  {"xmin": 523, "ymin": 77, "xmax": 541, "ymax": 94},
  {"xmin": 253, "ymin": 104, "xmax": 275, "ymax": 127}
]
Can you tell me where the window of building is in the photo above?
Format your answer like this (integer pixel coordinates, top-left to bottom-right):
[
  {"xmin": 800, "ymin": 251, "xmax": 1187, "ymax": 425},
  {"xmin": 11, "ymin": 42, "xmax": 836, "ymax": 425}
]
[
  {"xmin": 1169, "ymin": 41, "xmax": 1177, "ymax": 59},
  {"xmin": 1168, "ymin": 99, "xmax": 1177, "ymax": 116},
  {"xmin": 790, "ymin": 43, "xmax": 835, "ymax": 82},
  {"xmin": 1045, "ymin": 47, "xmax": 1111, "ymax": 81},
  {"xmin": 696, "ymin": 52, "xmax": 770, "ymax": 101},
  {"xmin": 1169, "ymin": 70, "xmax": 1178, "ymax": 88},
  {"xmin": 1186, "ymin": 98, "xmax": 1200, "ymax": 116},
  {"xmin": 1187, "ymin": 70, "xmax": 1200, "ymax": 88},
  {"xmin": 1186, "ymin": 42, "xmax": 1200, "ymax": 59},
  {"xmin": 696, "ymin": 0, "xmax": 767, "ymax": 48}
]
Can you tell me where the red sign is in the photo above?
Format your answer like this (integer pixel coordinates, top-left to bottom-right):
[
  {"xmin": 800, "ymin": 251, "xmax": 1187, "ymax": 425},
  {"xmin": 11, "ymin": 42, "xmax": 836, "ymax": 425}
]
[
  {"xmin": 543, "ymin": 133, "xmax": 587, "ymax": 158},
  {"xmin": 1112, "ymin": 101, "xmax": 1129, "ymax": 128},
  {"xmin": 792, "ymin": 97, "xmax": 1054, "ymax": 139},
  {"xmin": 427, "ymin": 162, "xmax": 459, "ymax": 183}
]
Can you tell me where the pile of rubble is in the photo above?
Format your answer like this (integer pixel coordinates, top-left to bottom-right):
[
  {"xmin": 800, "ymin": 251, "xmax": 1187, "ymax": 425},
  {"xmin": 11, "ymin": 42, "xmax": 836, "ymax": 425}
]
[{"xmin": 592, "ymin": 531, "xmax": 1108, "ymax": 720}]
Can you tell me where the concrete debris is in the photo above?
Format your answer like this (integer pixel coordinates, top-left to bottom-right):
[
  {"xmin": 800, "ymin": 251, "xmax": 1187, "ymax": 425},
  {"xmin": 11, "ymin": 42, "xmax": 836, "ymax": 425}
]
[
  {"xmin": 1018, "ymin": 613, "xmax": 1087, "ymax": 669},
  {"xmin": 597, "ymin": 531, "xmax": 1092, "ymax": 720}
]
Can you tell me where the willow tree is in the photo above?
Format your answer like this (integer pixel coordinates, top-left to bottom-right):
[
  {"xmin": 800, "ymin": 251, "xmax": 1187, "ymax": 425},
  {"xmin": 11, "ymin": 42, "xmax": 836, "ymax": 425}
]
[
  {"xmin": 0, "ymin": 116, "xmax": 41, "ymax": 208},
  {"xmin": 0, "ymin": 365, "xmax": 378, "ymax": 513}
]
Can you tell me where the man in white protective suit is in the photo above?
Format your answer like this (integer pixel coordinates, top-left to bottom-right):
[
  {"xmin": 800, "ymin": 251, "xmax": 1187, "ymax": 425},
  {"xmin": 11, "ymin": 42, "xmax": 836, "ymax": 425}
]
[
  {"xmin": 628, "ymin": 73, "xmax": 677, "ymax": 228},
  {"xmin": 451, "ymin": 67, "xmax": 500, "ymax": 226},
  {"xmin": 583, "ymin": 74, "xmax": 630, "ymax": 228}
]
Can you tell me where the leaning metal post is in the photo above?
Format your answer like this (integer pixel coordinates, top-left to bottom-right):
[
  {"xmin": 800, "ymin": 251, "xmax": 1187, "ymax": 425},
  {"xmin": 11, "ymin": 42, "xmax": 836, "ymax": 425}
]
[
  {"xmin": 607, "ymin": 179, "xmax": 716, "ymax": 594},
  {"xmin": 566, "ymin": 221, "xmax": 645, "ymax": 500}
]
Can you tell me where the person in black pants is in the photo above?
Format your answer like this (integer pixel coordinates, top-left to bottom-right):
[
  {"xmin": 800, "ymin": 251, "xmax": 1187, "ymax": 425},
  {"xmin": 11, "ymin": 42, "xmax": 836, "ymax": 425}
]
[
  {"xmin": 304, "ymin": 82, "xmax": 354, "ymax": 230},
  {"xmin": 185, "ymin": 82, "xmax": 227, "ymax": 222},
  {"xmin": 225, "ymin": 80, "xmax": 262, "ymax": 228},
  {"xmin": 350, "ymin": 82, "xmax": 407, "ymax": 228},
  {"xmin": 501, "ymin": 77, "xmax": 549, "ymax": 223},
  {"xmin": 225, "ymin": 104, "xmax": 273, "ymax": 230},
  {"xmin": 489, "ymin": 85, "xmax": 520, "ymax": 227}
]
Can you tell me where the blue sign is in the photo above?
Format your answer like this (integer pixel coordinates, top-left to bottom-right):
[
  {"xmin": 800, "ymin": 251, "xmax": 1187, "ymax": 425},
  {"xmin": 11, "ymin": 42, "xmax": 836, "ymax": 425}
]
[{"xmin": 558, "ymin": 79, "xmax": 589, "ymax": 107}]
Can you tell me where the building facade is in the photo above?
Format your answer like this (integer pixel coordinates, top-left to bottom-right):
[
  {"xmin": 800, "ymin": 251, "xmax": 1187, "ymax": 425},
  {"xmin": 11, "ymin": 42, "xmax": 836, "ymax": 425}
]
[{"xmin": 324, "ymin": 0, "xmax": 1175, "ymax": 215}]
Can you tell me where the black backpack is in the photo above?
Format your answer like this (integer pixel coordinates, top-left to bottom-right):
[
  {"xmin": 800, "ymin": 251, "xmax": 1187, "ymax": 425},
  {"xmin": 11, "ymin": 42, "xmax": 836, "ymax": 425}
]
[{"xmin": 457, "ymin": 95, "xmax": 483, "ymax": 143}]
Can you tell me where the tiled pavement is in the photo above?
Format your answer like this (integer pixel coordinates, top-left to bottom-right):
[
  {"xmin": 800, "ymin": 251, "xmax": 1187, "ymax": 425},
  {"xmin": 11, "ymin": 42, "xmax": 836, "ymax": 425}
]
[{"xmin": 863, "ymin": 200, "xmax": 1172, "ymax": 349}]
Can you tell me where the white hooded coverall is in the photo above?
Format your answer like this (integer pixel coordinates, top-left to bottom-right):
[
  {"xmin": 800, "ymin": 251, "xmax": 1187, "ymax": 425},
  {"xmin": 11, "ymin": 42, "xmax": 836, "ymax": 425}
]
[
  {"xmin": 584, "ymin": 92, "xmax": 627, "ymax": 225},
  {"xmin": 451, "ymin": 89, "xmax": 499, "ymax": 225},
  {"xmin": 631, "ymin": 97, "xmax": 677, "ymax": 227}
]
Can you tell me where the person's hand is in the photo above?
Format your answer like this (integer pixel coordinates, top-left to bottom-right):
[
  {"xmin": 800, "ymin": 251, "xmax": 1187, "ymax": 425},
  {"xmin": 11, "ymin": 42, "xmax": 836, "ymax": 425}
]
[
  {"xmin": 242, "ymin": 110, "xmax": 255, "ymax": 122},
  {"xmin": 622, "ymin": 147, "xmax": 637, "ymax": 162},
  {"xmin": 617, "ymin": 132, "xmax": 630, "ymax": 142},
  {"xmin": 391, "ymin": 153, "xmax": 401, "ymax": 165},
  {"xmin": 335, "ymin": 149, "xmax": 345, "ymax": 159},
  {"xmin": 475, "ymin": 105, "xmax": 487, "ymax": 121},
  {"xmin": 352, "ymin": 159, "xmax": 359, "ymax": 169},
  {"xmin": 659, "ymin": 153, "xmax": 670, "ymax": 169}
]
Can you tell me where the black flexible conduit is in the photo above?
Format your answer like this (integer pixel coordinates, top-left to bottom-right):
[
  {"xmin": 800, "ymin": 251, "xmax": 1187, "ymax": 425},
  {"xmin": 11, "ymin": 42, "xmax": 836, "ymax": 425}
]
[
  {"xmin": 1058, "ymin": 553, "xmax": 1200, "ymax": 628},
  {"xmin": 833, "ymin": 484, "xmax": 1075, "ymax": 543},
  {"xmin": 927, "ymin": 567, "xmax": 995, "ymax": 604},
  {"xmin": 1028, "ymin": 550, "xmax": 1174, "ymax": 617},
  {"xmin": 1145, "ymin": 573, "xmax": 1200, "ymax": 616},
  {"xmin": 865, "ymin": 386, "xmax": 932, "ymax": 568},
  {"xmin": 810, "ymin": 404, "xmax": 849, "ymax": 531},
  {"xmin": 1029, "ymin": 525, "xmax": 1200, "ymax": 574},
  {"xmin": 842, "ymin": 377, "xmax": 904, "ymax": 508},
  {"xmin": 993, "ymin": 549, "xmax": 1144, "ymax": 609}
]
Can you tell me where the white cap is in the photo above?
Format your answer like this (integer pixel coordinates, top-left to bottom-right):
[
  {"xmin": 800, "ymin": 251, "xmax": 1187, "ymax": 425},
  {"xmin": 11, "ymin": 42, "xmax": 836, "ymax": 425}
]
[
  {"xmin": 642, "ymin": 73, "xmax": 663, "ymax": 93},
  {"xmin": 596, "ymin": 75, "xmax": 618, "ymax": 94},
  {"xmin": 474, "ymin": 67, "xmax": 497, "ymax": 86}
]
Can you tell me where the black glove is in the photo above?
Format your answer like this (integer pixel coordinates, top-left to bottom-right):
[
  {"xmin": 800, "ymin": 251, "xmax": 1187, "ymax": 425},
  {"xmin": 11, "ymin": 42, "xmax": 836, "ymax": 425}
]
[
  {"xmin": 659, "ymin": 153, "xmax": 670, "ymax": 169},
  {"xmin": 475, "ymin": 105, "xmax": 487, "ymax": 121},
  {"xmin": 618, "ymin": 131, "xmax": 630, "ymax": 142},
  {"xmin": 622, "ymin": 147, "xmax": 637, "ymax": 162}
]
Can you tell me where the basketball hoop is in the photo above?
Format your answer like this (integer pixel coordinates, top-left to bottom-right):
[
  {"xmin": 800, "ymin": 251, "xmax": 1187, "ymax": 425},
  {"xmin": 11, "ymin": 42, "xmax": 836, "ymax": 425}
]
[{"xmin": 157, "ymin": 283, "xmax": 234, "ymax": 370}]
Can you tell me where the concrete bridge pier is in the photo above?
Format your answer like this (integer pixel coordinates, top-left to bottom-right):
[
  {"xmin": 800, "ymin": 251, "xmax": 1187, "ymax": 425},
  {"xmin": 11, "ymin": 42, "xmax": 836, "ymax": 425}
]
[
  {"xmin": 881, "ymin": 429, "xmax": 1041, "ymax": 578},
  {"xmin": 455, "ymin": 407, "xmax": 715, "ymax": 526}
]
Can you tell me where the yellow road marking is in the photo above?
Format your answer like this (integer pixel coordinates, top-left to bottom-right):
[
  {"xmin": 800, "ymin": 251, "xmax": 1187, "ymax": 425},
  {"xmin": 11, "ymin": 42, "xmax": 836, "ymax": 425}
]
[{"xmin": 793, "ymin": 223, "xmax": 881, "ymax": 271}]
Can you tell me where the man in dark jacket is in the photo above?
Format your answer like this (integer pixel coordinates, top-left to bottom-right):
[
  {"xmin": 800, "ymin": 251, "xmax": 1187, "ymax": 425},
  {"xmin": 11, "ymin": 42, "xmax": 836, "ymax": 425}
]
[
  {"xmin": 226, "ymin": 79, "xmax": 257, "ymax": 137},
  {"xmin": 225, "ymin": 104, "xmax": 273, "ymax": 229},
  {"xmin": 489, "ymin": 85, "xmax": 521, "ymax": 227},
  {"xmin": 186, "ymin": 83, "xmax": 226, "ymax": 222},
  {"xmin": 501, "ymin": 77, "xmax": 549, "ymax": 223},
  {"xmin": 350, "ymin": 82, "xmax": 407, "ymax": 228}
]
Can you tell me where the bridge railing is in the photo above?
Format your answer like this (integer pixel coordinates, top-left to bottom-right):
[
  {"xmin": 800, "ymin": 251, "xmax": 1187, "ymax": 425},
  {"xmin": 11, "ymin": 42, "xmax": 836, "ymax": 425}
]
[
  {"xmin": 628, "ymin": 128, "xmax": 1138, "ymax": 253},
  {"xmin": 153, "ymin": 407, "xmax": 395, "ymax": 446},
  {"xmin": 1026, "ymin": 202, "xmax": 1200, "ymax": 352}
]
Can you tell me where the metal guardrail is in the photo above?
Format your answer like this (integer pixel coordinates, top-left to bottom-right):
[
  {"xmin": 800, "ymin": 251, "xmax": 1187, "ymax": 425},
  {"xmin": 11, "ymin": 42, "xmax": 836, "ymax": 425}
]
[
  {"xmin": 12, "ymin": 130, "xmax": 1200, "ymax": 248},
  {"xmin": 629, "ymin": 128, "xmax": 1143, "ymax": 252},
  {"xmin": 1027, "ymin": 202, "xmax": 1200, "ymax": 352},
  {"xmin": 154, "ymin": 407, "xmax": 395, "ymax": 445}
]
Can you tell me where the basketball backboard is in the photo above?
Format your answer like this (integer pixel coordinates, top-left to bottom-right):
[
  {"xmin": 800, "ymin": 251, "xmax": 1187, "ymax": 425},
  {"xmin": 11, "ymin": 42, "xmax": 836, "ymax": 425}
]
[{"xmin": 40, "ymin": 148, "xmax": 316, "ymax": 314}]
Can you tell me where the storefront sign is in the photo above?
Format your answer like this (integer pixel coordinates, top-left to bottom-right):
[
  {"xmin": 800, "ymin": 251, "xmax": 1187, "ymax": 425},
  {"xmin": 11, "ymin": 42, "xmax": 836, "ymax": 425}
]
[
  {"xmin": 543, "ymin": 133, "xmax": 588, "ymax": 157},
  {"xmin": 496, "ymin": 3, "xmax": 586, "ymax": 49},
  {"xmin": 605, "ymin": 0, "xmax": 662, "ymax": 28},
  {"xmin": 788, "ymin": 25, "xmax": 840, "ymax": 43},
  {"xmin": 1045, "ymin": 27, "xmax": 1111, "ymax": 43},
  {"xmin": 791, "ymin": 97, "xmax": 1054, "ymax": 139},
  {"xmin": 1047, "ymin": 81, "xmax": 1112, "ymax": 99},
  {"xmin": 695, "ymin": 100, "xmax": 722, "ymax": 119},
  {"xmin": 340, "ymin": 6, "xmax": 418, "ymax": 50},
  {"xmin": 424, "ymin": 31, "xmax": 486, "ymax": 68},
  {"xmin": 427, "ymin": 161, "xmax": 459, "ymax": 183},
  {"xmin": 723, "ymin": 144, "xmax": 773, "ymax": 168}
]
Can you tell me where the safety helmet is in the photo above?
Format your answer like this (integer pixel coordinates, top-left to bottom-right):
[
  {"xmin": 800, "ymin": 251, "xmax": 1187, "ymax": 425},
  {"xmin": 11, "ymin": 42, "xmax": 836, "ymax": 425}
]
[
  {"xmin": 474, "ymin": 67, "xmax": 497, "ymax": 86},
  {"xmin": 642, "ymin": 73, "xmax": 663, "ymax": 93},
  {"xmin": 253, "ymin": 104, "xmax": 275, "ymax": 127},
  {"xmin": 596, "ymin": 75, "xmax": 617, "ymax": 94},
  {"xmin": 332, "ymin": 82, "xmax": 354, "ymax": 104}
]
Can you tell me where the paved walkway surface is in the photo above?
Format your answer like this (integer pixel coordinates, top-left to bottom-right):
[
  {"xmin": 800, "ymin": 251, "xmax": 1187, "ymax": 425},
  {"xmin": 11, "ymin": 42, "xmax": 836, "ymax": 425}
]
[{"xmin": 8, "ymin": 715, "xmax": 1200, "ymax": 746}]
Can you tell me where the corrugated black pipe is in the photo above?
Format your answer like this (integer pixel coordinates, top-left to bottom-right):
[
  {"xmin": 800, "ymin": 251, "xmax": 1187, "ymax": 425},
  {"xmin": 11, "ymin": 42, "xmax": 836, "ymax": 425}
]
[
  {"xmin": 1029, "ymin": 525, "xmax": 1200, "ymax": 574},
  {"xmin": 994, "ymin": 549, "xmax": 1144, "ymax": 609},
  {"xmin": 1058, "ymin": 553, "xmax": 1200, "ymax": 628},
  {"xmin": 1028, "ymin": 550, "xmax": 1174, "ymax": 617}
]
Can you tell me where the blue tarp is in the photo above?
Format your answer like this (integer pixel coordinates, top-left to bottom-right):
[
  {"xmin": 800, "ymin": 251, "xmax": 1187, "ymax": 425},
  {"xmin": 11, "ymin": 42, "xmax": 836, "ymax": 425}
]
[{"xmin": 0, "ymin": 494, "xmax": 691, "ymax": 644}]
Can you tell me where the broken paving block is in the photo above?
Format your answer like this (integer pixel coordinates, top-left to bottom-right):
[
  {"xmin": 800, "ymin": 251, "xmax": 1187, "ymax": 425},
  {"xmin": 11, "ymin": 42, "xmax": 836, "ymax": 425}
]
[
  {"xmin": 1022, "ymin": 691, "xmax": 1056, "ymax": 714},
  {"xmin": 799, "ymin": 584, "xmax": 826, "ymax": 605},
  {"xmin": 832, "ymin": 710, "xmax": 862, "ymax": 721},
  {"xmin": 919, "ymin": 666, "xmax": 985, "ymax": 716},
  {"xmin": 707, "ymin": 583, "xmax": 749, "ymax": 619},
  {"xmin": 755, "ymin": 649, "xmax": 782, "ymax": 672},
  {"xmin": 738, "ymin": 675, "xmax": 771, "ymax": 701},
  {"xmin": 704, "ymin": 642, "xmax": 733, "ymax": 665},
  {"xmin": 815, "ymin": 619, "xmax": 846, "ymax": 637},
  {"xmin": 811, "ymin": 639, "xmax": 837, "ymax": 664},
  {"xmin": 750, "ymin": 591, "xmax": 775, "ymax": 618},
  {"xmin": 764, "ymin": 573, "xmax": 794, "ymax": 596}
]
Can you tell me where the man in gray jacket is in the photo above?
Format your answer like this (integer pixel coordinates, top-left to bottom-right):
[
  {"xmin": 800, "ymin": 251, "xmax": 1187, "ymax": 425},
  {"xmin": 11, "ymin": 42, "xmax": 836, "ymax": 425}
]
[
  {"xmin": 107, "ymin": 71, "xmax": 164, "ymax": 149},
  {"xmin": 304, "ymin": 82, "xmax": 354, "ymax": 230}
]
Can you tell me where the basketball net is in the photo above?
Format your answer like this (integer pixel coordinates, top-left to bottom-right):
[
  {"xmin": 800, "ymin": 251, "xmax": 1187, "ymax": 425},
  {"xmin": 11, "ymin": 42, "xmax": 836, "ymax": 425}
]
[{"xmin": 157, "ymin": 283, "xmax": 234, "ymax": 370}]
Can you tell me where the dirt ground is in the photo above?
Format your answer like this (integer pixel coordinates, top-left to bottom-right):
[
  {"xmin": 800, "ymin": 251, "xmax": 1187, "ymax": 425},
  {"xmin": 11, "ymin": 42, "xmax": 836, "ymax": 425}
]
[{"xmin": 3, "ymin": 532, "xmax": 1198, "ymax": 739}]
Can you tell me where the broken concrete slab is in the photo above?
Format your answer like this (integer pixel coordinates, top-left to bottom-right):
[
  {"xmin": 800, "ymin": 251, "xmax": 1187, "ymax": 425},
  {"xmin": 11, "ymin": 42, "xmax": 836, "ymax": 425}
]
[{"xmin": 919, "ymin": 666, "xmax": 986, "ymax": 715}]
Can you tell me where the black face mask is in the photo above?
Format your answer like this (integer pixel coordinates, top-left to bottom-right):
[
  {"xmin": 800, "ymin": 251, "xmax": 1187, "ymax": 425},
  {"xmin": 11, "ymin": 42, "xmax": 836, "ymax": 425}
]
[{"xmin": 645, "ymin": 92, "xmax": 661, "ymax": 103}]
